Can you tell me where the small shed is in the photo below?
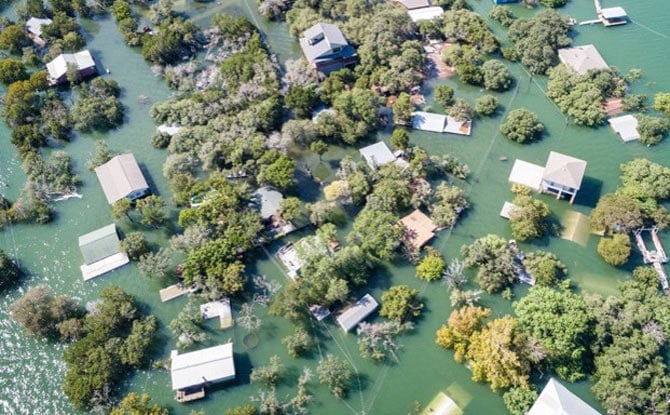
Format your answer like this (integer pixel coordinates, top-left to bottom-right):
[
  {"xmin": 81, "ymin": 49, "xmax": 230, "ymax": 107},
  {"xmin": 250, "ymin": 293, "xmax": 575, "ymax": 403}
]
[
  {"xmin": 359, "ymin": 142, "xmax": 397, "ymax": 170},
  {"xmin": 171, "ymin": 343, "xmax": 236, "ymax": 402},
  {"xmin": 528, "ymin": 378, "xmax": 601, "ymax": 415},
  {"xmin": 412, "ymin": 111, "xmax": 471, "ymax": 135},
  {"xmin": 337, "ymin": 294, "xmax": 379, "ymax": 332},
  {"xmin": 201, "ymin": 299, "xmax": 233, "ymax": 329},
  {"xmin": 508, "ymin": 159, "xmax": 544, "ymax": 191},
  {"xmin": 95, "ymin": 153, "xmax": 149, "ymax": 204},
  {"xmin": 78, "ymin": 224, "xmax": 129, "ymax": 280},
  {"xmin": 400, "ymin": 209, "xmax": 437, "ymax": 250},
  {"xmin": 407, "ymin": 6, "xmax": 445, "ymax": 22},
  {"xmin": 557, "ymin": 45, "xmax": 609, "ymax": 76},
  {"xmin": 608, "ymin": 114, "xmax": 639, "ymax": 142}
]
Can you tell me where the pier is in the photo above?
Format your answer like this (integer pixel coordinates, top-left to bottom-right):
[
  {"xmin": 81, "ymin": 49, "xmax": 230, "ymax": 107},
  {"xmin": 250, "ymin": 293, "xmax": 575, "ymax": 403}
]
[
  {"xmin": 580, "ymin": 0, "xmax": 628, "ymax": 27},
  {"xmin": 633, "ymin": 228, "xmax": 669, "ymax": 292},
  {"xmin": 509, "ymin": 240, "xmax": 535, "ymax": 286}
]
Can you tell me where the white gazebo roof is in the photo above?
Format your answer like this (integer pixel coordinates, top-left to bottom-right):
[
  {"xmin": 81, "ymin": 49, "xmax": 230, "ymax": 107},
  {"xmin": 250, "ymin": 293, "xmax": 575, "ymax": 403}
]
[
  {"xmin": 608, "ymin": 114, "xmax": 639, "ymax": 142},
  {"xmin": 528, "ymin": 378, "xmax": 601, "ymax": 415},
  {"xmin": 171, "ymin": 343, "xmax": 235, "ymax": 391},
  {"xmin": 508, "ymin": 159, "xmax": 544, "ymax": 191}
]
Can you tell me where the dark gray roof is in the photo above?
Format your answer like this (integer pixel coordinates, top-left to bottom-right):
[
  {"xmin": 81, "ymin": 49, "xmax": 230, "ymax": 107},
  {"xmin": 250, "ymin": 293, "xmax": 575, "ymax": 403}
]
[
  {"xmin": 299, "ymin": 23, "xmax": 353, "ymax": 64},
  {"xmin": 78, "ymin": 224, "xmax": 121, "ymax": 265},
  {"xmin": 252, "ymin": 186, "xmax": 284, "ymax": 220}
]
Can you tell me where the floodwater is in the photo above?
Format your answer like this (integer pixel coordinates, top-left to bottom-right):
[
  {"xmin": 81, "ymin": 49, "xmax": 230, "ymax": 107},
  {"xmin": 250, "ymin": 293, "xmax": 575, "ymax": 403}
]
[{"xmin": 1, "ymin": 0, "xmax": 668, "ymax": 413}]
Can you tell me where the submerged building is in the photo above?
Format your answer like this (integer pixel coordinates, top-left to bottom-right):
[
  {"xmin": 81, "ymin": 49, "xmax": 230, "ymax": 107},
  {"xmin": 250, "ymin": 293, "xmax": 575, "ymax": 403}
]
[
  {"xmin": 171, "ymin": 343, "xmax": 236, "ymax": 402},
  {"xmin": 95, "ymin": 153, "xmax": 149, "ymax": 205},
  {"xmin": 299, "ymin": 23, "xmax": 357, "ymax": 75},
  {"xmin": 78, "ymin": 224, "xmax": 129, "ymax": 280},
  {"xmin": 46, "ymin": 50, "xmax": 97, "ymax": 84}
]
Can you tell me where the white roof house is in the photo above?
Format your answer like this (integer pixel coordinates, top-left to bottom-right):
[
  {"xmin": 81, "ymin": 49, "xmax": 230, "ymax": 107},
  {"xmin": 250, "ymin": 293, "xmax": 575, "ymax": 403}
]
[
  {"xmin": 360, "ymin": 142, "xmax": 397, "ymax": 170},
  {"xmin": 171, "ymin": 343, "xmax": 236, "ymax": 391},
  {"xmin": 337, "ymin": 294, "xmax": 379, "ymax": 332},
  {"xmin": 508, "ymin": 159, "xmax": 545, "ymax": 191},
  {"xmin": 26, "ymin": 17, "xmax": 52, "ymax": 37},
  {"xmin": 542, "ymin": 152, "xmax": 587, "ymax": 191},
  {"xmin": 78, "ymin": 224, "xmax": 129, "ymax": 280},
  {"xmin": 528, "ymin": 378, "xmax": 601, "ymax": 415},
  {"xmin": 412, "ymin": 111, "xmax": 472, "ymax": 135},
  {"xmin": 95, "ymin": 153, "xmax": 149, "ymax": 204},
  {"xmin": 407, "ymin": 6, "xmax": 445, "ymax": 22},
  {"xmin": 558, "ymin": 45, "xmax": 609, "ymax": 75},
  {"xmin": 608, "ymin": 114, "xmax": 639, "ymax": 142},
  {"xmin": 46, "ymin": 50, "xmax": 97, "ymax": 84}
]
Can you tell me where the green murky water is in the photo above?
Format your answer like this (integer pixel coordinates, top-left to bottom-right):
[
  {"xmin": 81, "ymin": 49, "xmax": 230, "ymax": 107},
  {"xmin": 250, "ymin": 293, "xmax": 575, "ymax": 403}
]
[{"xmin": 1, "ymin": 0, "xmax": 669, "ymax": 413}]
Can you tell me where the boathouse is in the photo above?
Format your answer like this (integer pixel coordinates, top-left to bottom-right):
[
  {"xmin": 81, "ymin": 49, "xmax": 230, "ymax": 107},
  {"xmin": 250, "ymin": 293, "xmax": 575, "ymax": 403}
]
[
  {"xmin": 95, "ymin": 153, "xmax": 149, "ymax": 205},
  {"xmin": 528, "ymin": 378, "xmax": 601, "ymax": 415},
  {"xmin": 599, "ymin": 7, "xmax": 627, "ymax": 26},
  {"xmin": 78, "ymin": 224, "xmax": 129, "ymax": 280},
  {"xmin": 171, "ymin": 343, "xmax": 236, "ymax": 402},
  {"xmin": 337, "ymin": 294, "xmax": 379, "ymax": 332},
  {"xmin": 411, "ymin": 111, "xmax": 472, "ymax": 135},
  {"xmin": 558, "ymin": 45, "xmax": 609, "ymax": 75},
  {"xmin": 608, "ymin": 114, "xmax": 639, "ymax": 142},
  {"xmin": 400, "ymin": 209, "xmax": 437, "ymax": 250},
  {"xmin": 299, "ymin": 23, "xmax": 357, "ymax": 75},
  {"xmin": 46, "ymin": 50, "xmax": 97, "ymax": 84}
]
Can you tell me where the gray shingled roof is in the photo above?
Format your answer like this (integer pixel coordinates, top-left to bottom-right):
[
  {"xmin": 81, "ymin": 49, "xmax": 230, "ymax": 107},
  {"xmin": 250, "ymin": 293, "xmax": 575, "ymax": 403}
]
[
  {"xmin": 542, "ymin": 151, "xmax": 587, "ymax": 190},
  {"xmin": 95, "ymin": 153, "xmax": 149, "ymax": 204},
  {"xmin": 558, "ymin": 45, "xmax": 609, "ymax": 75},
  {"xmin": 78, "ymin": 224, "xmax": 121, "ymax": 265},
  {"xmin": 252, "ymin": 186, "xmax": 284, "ymax": 220},
  {"xmin": 299, "ymin": 23, "xmax": 350, "ymax": 64}
]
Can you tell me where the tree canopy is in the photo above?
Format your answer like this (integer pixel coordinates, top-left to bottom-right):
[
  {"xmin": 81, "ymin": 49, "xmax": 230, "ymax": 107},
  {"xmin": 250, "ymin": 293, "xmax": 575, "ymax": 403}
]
[{"xmin": 500, "ymin": 109, "xmax": 544, "ymax": 144}]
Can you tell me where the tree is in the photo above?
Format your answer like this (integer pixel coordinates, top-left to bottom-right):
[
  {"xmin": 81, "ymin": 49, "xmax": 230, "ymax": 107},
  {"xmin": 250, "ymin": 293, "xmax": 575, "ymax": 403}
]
[
  {"xmin": 619, "ymin": 158, "xmax": 670, "ymax": 201},
  {"xmin": 434, "ymin": 85, "xmax": 454, "ymax": 108},
  {"xmin": 71, "ymin": 78, "xmax": 125, "ymax": 132},
  {"xmin": 442, "ymin": 9, "xmax": 499, "ymax": 53},
  {"xmin": 637, "ymin": 115, "xmax": 669, "ymax": 145},
  {"xmin": 500, "ymin": 109, "xmax": 544, "ymax": 144},
  {"xmin": 110, "ymin": 393, "xmax": 168, "ymax": 415},
  {"xmin": 141, "ymin": 16, "xmax": 201, "ymax": 65},
  {"xmin": 503, "ymin": 387, "xmax": 538, "ymax": 415},
  {"xmin": 489, "ymin": 5, "xmax": 516, "ymax": 27},
  {"xmin": 87, "ymin": 140, "xmax": 115, "ymax": 171},
  {"xmin": 436, "ymin": 305, "xmax": 491, "ymax": 362},
  {"xmin": 461, "ymin": 234, "xmax": 516, "ymax": 293},
  {"xmin": 416, "ymin": 249, "xmax": 446, "ymax": 281},
  {"xmin": 357, "ymin": 320, "xmax": 413, "ymax": 362},
  {"xmin": 138, "ymin": 248, "xmax": 172, "ymax": 278},
  {"xmin": 136, "ymin": 195, "xmax": 166, "ymax": 227},
  {"xmin": 514, "ymin": 286, "xmax": 591, "ymax": 381},
  {"xmin": 390, "ymin": 128, "xmax": 410, "ymax": 150},
  {"xmin": 509, "ymin": 194, "xmax": 550, "ymax": 241},
  {"xmin": 475, "ymin": 95, "xmax": 498, "ymax": 116},
  {"xmin": 316, "ymin": 354, "xmax": 350, "ymax": 398},
  {"xmin": 522, "ymin": 251, "xmax": 567, "ymax": 286},
  {"xmin": 381, "ymin": 285, "xmax": 423, "ymax": 322},
  {"xmin": 589, "ymin": 193, "xmax": 645, "ymax": 234},
  {"xmin": 540, "ymin": 0, "xmax": 569, "ymax": 7},
  {"xmin": 482, "ymin": 60, "xmax": 512, "ymax": 91},
  {"xmin": 653, "ymin": 92, "xmax": 670, "ymax": 116},
  {"xmin": 0, "ymin": 25, "xmax": 31, "ymax": 55},
  {"xmin": 348, "ymin": 207, "xmax": 403, "ymax": 260},
  {"xmin": 393, "ymin": 92, "xmax": 413, "ymax": 124},
  {"xmin": 0, "ymin": 58, "xmax": 28, "ymax": 84},
  {"xmin": 9, "ymin": 285, "xmax": 81, "ymax": 340},
  {"xmin": 448, "ymin": 99, "xmax": 473, "ymax": 122},
  {"xmin": 281, "ymin": 327, "xmax": 314, "ymax": 358},
  {"xmin": 508, "ymin": 10, "xmax": 571, "ymax": 74},
  {"xmin": 285, "ymin": 85, "xmax": 316, "ymax": 118},
  {"xmin": 0, "ymin": 249, "xmax": 20, "ymax": 290},
  {"xmin": 430, "ymin": 183, "xmax": 469, "ymax": 228},
  {"xmin": 309, "ymin": 140, "xmax": 328, "ymax": 160},
  {"xmin": 279, "ymin": 197, "xmax": 301, "ymax": 223},
  {"xmin": 111, "ymin": 198, "xmax": 132, "ymax": 222},
  {"xmin": 226, "ymin": 406, "xmax": 258, "ymax": 415},
  {"xmin": 258, "ymin": 153, "xmax": 296, "ymax": 190},
  {"xmin": 169, "ymin": 300, "xmax": 208, "ymax": 349},
  {"xmin": 251, "ymin": 355, "xmax": 283, "ymax": 388},
  {"xmin": 120, "ymin": 232, "xmax": 150, "ymax": 260},
  {"xmin": 597, "ymin": 234, "xmax": 631, "ymax": 266}
]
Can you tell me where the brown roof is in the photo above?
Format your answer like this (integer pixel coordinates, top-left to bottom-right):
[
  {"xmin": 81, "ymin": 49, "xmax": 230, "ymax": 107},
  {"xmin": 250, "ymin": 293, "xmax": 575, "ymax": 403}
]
[{"xmin": 400, "ymin": 209, "xmax": 437, "ymax": 250}]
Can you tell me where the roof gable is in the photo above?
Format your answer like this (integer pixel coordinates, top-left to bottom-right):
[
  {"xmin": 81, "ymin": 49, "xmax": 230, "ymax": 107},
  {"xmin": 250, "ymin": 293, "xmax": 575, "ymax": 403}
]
[
  {"xmin": 171, "ymin": 343, "xmax": 235, "ymax": 390},
  {"xmin": 542, "ymin": 152, "xmax": 586, "ymax": 190},
  {"xmin": 300, "ymin": 23, "xmax": 351, "ymax": 63},
  {"xmin": 95, "ymin": 153, "xmax": 149, "ymax": 204},
  {"xmin": 46, "ymin": 50, "xmax": 95, "ymax": 80},
  {"xmin": 528, "ymin": 378, "xmax": 601, "ymax": 415}
]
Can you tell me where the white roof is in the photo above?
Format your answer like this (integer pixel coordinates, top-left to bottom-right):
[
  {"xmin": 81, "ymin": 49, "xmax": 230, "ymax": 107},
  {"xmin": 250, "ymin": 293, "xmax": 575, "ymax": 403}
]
[
  {"xmin": 200, "ymin": 299, "xmax": 231, "ymax": 320},
  {"xmin": 412, "ymin": 111, "xmax": 471, "ymax": 135},
  {"xmin": 337, "ymin": 294, "xmax": 378, "ymax": 332},
  {"xmin": 26, "ymin": 17, "xmax": 52, "ymax": 37},
  {"xmin": 157, "ymin": 124, "xmax": 182, "ymax": 136},
  {"xmin": 528, "ymin": 378, "xmax": 601, "ymax": 415},
  {"xmin": 46, "ymin": 50, "xmax": 95, "ymax": 80},
  {"xmin": 171, "ymin": 343, "xmax": 235, "ymax": 390},
  {"xmin": 95, "ymin": 153, "xmax": 149, "ymax": 204},
  {"xmin": 608, "ymin": 114, "xmax": 639, "ymax": 142},
  {"xmin": 558, "ymin": 45, "xmax": 609, "ymax": 75},
  {"xmin": 508, "ymin": 159, "xmax": 544, "ymax": 191},
  {"xmin": 396, "ymin": 0, "xmax": 431, "ymax": 9},
  {"xmin": 360, "ymin": 142, "xmax": 396, "ymax": 169},
  {"xmin": 600, "ymin": 7, "xmax": 627, "ymax": 19},
  {"xmin": 500, "ymin": 201, "xmax": 519, "ymax": 219},
  {"xmin": 407, "ymin": 6, "xmax": 444, "ymax": 22},
  {"xmin": 542, "ymin": 152, "xmax": 587, "ymax": 190}
]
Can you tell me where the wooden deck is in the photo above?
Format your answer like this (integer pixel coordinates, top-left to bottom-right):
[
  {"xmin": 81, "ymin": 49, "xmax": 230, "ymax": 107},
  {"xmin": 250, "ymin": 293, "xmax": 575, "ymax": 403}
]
[
  {"xmin": 633, "ymin": 228, "xmax": 669, "ymax": 293},
  {"xmin": 159, "ymin": 284, "xmax": 193, "ymax": 302},
  {"xmin": 81, "ymin": 252, "xmax": 130, "ymax": 281},
  {"xmin": 176, "ymin": 387, "xmax": 205, "ymax": 403}
]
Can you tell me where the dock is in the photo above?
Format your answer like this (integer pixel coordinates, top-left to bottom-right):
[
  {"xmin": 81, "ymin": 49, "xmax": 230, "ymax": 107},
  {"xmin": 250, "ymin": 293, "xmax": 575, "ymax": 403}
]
[
  {"xmin": 160, "ymin": 284, "xmax": 195, "ymax": 302},
  {"xmin": 176, "ymin": 387, "xmax": 205, "ymax": 403},
  {"xmin": 633, "ymin": 228, "xmax": 669, "ymax": 292},
  {"xmin": 509, "ymin": 240, "xmax": 535, "ymax": 286},
  {"xmin": 580, "ymin": 0, "xmax": 628, "ymax": 26}
]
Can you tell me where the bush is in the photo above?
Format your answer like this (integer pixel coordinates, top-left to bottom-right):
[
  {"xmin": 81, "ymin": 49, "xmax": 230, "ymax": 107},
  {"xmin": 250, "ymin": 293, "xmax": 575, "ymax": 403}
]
[
  {"xmin": 434, "ymin": 85, "xmax": 454, "ymax": 108},
  {"xmin": 500, "ymin": 108, "xmax": 544, "ymax": 143},
  {"xmin": 475, "ymin": 95, "xmax": 499, "ymax": 116},
  {"xmin": 120, "ymin": 232, "xmax": 150, "ymax": 260},
  {"xmin": 489, "ymin": 6, "xmax": 515, "ymax": 27},
  {"xmin": 597, "ymin": 234, "xmax": 631, "ymax": 266},
  {"xmin": 151, "ymin": 132, "xmax": 171, "ymax": 149},
  {"xmin": 637, "ymin": 115, "xmax": 669, "ymax": 146},
  {"xmin": 482, "ymin": 60, "xmax": 512, "ymax": 91},
  {"xmin": 380, "ymin": 285, "xmax": 423, "ymax": 322},
  {"xmin": 0, "ymin": 58, "xmax": 28, "ymax": 84},
  {"xmin": 416, "ymin": 249, "xmax": 446, "ymax": 281}
]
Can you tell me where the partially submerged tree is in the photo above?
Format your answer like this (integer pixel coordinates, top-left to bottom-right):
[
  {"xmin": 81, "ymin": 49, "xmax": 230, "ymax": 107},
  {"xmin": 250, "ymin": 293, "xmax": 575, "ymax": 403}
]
[
  {"xmin": 380, "ymin": 285, "xmax": 424, "ymax": 322},
  {"xmin": 500, "ymin": 108, "xmax": 544, "ymax": 144},
  {"xmin": 317, "ymin": 354, "xmax": 351, "ymax": 399},
  {"xmin": 597, "ymin": 234, "xmax": 631, "ymax": 266}
]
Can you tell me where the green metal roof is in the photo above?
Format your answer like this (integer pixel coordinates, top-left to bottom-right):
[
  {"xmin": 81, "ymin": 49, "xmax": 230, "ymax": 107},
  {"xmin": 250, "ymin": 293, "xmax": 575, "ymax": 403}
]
[{"xmin": 78, "ymin": 224, "xmax": 121, "ymax": 265}]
